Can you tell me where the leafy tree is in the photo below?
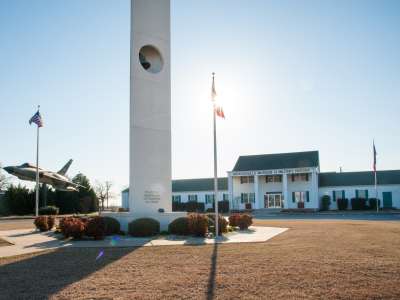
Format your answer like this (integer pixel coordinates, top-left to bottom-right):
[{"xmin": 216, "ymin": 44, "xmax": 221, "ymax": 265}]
[{"xmin": 5, "ymin": 184, "xmax": 35, "ymax": 215}]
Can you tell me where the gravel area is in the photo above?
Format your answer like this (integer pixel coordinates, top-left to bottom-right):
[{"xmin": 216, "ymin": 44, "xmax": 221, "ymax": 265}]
[{"xmin": 0, "ymin": 220, "xmax": 399, "ymax": 299}]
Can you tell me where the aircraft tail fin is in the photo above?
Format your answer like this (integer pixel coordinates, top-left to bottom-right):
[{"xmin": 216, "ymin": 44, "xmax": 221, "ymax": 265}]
[{"xmin": 58, "ymin": 159, "xmax": 73, "ymax": 175}]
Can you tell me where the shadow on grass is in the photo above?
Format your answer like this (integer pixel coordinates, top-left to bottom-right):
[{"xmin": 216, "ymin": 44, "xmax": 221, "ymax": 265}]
[
  {"xmin": 206, "ymin": 242, "xmax": 218, "ymax": 300},
  {"xmin": 0, "ymin": 246, "xmax": 139, "ymax": 298}
]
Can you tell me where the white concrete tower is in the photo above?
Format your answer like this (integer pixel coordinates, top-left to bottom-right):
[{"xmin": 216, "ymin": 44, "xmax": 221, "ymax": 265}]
[{"xmin": 129, "ymin": 0, "xmax": 171, "ymax": 214}]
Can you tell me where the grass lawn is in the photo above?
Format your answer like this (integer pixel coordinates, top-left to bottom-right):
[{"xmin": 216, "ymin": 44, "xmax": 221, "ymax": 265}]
[{"xmin": 0, "ymin": 220, "xmax": 399, "ymax": 299}]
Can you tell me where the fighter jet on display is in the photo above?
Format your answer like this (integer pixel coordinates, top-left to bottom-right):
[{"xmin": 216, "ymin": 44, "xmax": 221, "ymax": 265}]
[{"xmin": 3, "ymin": 159, "xmax": 82, "ymax": 192}]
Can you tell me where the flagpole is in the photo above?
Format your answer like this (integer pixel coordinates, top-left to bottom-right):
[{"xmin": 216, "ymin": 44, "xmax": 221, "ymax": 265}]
[
  {"xmin": 35, "ymin": 105, "xmax": 40, "ymax": 217},
  {"xmin": 212, "ymin": 73, "xmax": 219, "ymax": 238},
  {"xmin": 375, "ymin": 170, "xmax": 378, "ymax": 213}
]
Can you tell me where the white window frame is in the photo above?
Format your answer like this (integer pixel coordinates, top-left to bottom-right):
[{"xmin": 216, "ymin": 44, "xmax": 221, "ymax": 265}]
[
  {"xmin": 172, "ymin": 195, "xmax": 181, "ymax": 203},
  {"xmin": 188, "ymin": 194, "xmax": 198, "ymax": 202},
  {"xmin": 205, "ymin": 194, "xmax": 215, "ymax": 204}
]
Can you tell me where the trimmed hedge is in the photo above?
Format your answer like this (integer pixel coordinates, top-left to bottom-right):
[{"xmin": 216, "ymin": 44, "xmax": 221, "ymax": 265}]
[
  {"xmin": 188, "ymin": 213, "xmax": 209, "ymax": 237},
  {"xmin": 212, "ymin": 200, "xmax": 230, "ymax": 213},
  {"xmin": 39, "ymin": 206, "xmax": 59, "ymax": 215},
  {"xmin": 321, "ymin": 195, "xmax": 331, "ymax": 211},
  {"xmin": 351, "ymin": 198, "xmax": 367, "ymax": 210},
  {"xmin": 229, "ymin": 213, "xmax": 253, "ymax": 230},
  {"xmin": 337, "ymin": 198, "xmax": 348, "ymax": 210},
  {"xmin": 168, "ymin": 217, "xmax": 190, "ymax": 235},
  {"xmin": 206, "ymin": 213, "xmax": 228, "ymax": 235},
  {"xmin": 237, "ymin": 214, "xmax": 253, "ymax": 230},
  {"xmin": 368, "ymin": 198, "xmax": 381, "ymax": 210},
  {"xmin": 59, "ymin": 217, "xmax": 86, "ymax": 239},
  {"xmin": 34, "ymin": 216, "xmax": 55, "ymax": 232},
  {"xmin": 102, "ymin": 216, "xmax": 121, "ymax": 235},
  {"xmin": 172, "ymin": 202, "xmax": 205, "ymax": 212},
  {"xmin": 129, "ymin": 218, "xmax": 160, "ymax": 237},
  {"xmin": 85, "ymin": 216, "xmax": 106, "ymax": 240}
]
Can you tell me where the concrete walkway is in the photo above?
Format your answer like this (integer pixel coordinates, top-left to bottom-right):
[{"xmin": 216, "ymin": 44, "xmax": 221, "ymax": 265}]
[{"xmin": 0, "ymin": 226, "xmax": 288, "ymax": 258}]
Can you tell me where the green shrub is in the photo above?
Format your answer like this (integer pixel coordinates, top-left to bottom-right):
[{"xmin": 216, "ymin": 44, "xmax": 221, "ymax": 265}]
[
  {"xmin": 238, "ymin": 214, "xmax": 253, "ymax": 230},
  {"xmin": 351, "ymin": 198, "xmax": 367, "ymax": 210},
  {"xmin": 321, "ymin": 195, "xmax": 331, "ymax": 211},
  {"xmin": 368, "ymin": 198, "xmax": 380, "ymax": 210},
  {"xmin": 85, "ymin": 216, "xmax": 106, "ymax": 240},
  {"xmin": 168, "ymin": 217, "xmax": 190, "ymax": 235},
  {"xmin": 39, "ymin": 206, "xmax": 59, "ymax": 215},
  {"xmin": 59, "ymin": 217, "xmax": 86, "ymax": 239},
  {"xmin": 188, "ymin": 213, "xmax": 209, "ymax": 237},
  {"xmin": 206, "ymin": 208, "xmax": 214, "ymax": 213},
  {"xmin": 34, "ymin": 216, "xmax": 49, "ymax": 231},
  {"xmin": 206, "ymin": 213, "xmax": 228, "ymax": 235},
  {"xmin": 102, "ymin": 216, "xmax": 121, "ymax": 235},
  {"xmin": 128, "ymin": 218, "xmax": 160, "ymax": 237},
  {"xmin": 186, "ymin": 202, "xmax": 205, "ymax": 212},
  {"xmin": 337, "ymin": 198, "xmax": 348, "ymax": 210},
  {"xmin": 212, "ymin": 200, "xmax": 230, "ymax": 213}
]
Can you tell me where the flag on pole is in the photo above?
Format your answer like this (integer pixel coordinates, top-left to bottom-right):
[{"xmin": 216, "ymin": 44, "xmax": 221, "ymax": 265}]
[
  {"xmin": 29, "ymin": 111, "xmax": 43, "ymax": 127},
  {"xmin": 373, "ymin": 141, "xmax": 377, "ymax": 172},
  {"xmin": 211, "ymin": 73, "xmax": 225, "ymax": 119}
]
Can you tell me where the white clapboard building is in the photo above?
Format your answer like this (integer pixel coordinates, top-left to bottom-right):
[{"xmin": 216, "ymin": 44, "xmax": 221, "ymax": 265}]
[{"xmin": 122, "ymin": 151, "xmax": 399, "ymax": 211}]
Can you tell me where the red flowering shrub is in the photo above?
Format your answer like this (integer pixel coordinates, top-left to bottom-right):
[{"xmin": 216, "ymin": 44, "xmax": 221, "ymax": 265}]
[
  {"xmin": 59, "ymin": 217, "xmax": 86, "ymax": 239},
  {"xmin": 229, "ymin": 213, "xmax": 253, "ymax": 230},
  {"xmin": 228, "ymin": 214, "xmax": 241, "ymax": 227},
  {"xmin": 188, "ymin": 213, "xmax": 209, "ymax": 237},
  {"xmin": 85, "ymin": 216, "xmax": 106, "ymax": 240},
  {"xmin": 237, "ymin": 214, "xmax": 253, "ymax": 230}
]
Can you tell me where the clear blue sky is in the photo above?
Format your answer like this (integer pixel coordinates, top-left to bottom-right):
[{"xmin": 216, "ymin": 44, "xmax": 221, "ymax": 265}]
[{"xmin": 1, "ymin": 0, "xmax": 399, "ymax": 204}]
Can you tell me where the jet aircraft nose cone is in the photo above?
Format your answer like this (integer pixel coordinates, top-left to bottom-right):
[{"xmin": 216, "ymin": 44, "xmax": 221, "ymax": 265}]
[{"xmin": 3, "ymin": 166, "xmax": 13, "ymax": 174}]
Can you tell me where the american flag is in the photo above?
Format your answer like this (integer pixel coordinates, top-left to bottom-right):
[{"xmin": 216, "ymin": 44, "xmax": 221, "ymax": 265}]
[
  {"xmin": 211, "ymin": 73, "xmax": 225, "ymax": 119},
  {"xmin": 373, "ymin": 141, "xmax": 377, "ymax": 172},
  {"xmin": 29, "ymin": 110, "xmax": 43, "ymax": 127}
]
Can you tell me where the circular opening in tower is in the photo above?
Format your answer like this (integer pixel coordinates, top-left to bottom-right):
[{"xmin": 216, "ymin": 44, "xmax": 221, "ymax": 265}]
[{"xmin": 138, "ymin": 45, "xmax": 163, "ymax": 74}]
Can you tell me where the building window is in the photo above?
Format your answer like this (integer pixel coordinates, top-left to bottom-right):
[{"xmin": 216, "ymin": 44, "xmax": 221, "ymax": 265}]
[
  {"xmin": 223, "ymin": 193, "xmax": 229, "ymax": 201},
  {"xmin": 241, "ymin": 193, "xmax": 255, "ymax": 203},
  {"xmin": 188, "ymin": 194, "xmax": 198, "ymax": 202},
  {"xmin": 172, "ymin": 195, "xmax": 181, "ymax": 203},
  {"xmin": 356, "ymin": 189, "xmax": 368, "ymax": 199},
  {"xmin": 205, "ymin": 194, "xmax": 215, "ymax": 204},
  {"xmin": 292, "ymin": 191, "xmax": 309, "ymax": 203},
  {"xmin": 240, "ymin": 176, "xmax": 254, "ymax": 184},
  {"xmin": 291, "ymin": 173, "xmax": 309, "ymax": 182},
  {"xmin": 332, "ymin": 190, "xmax": 344, "ymax": 202},
  {"xmin": 266, "ymin": 175, "xmax": 282, "ymax": 183}
]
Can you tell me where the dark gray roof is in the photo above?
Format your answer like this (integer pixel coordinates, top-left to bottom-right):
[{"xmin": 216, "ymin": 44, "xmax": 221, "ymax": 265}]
[
  {"xmin": 232, "ymin": 151, "xmax": 319, "ymax": 172},
  {"xmin": 122, "ymin": 177, "xmax": 228, "ymax": 194},
  {"xmin": 172, "ymin": 177, "xmax": 228, "ymax": 192},
  {"xmin": 319, "ymin": 170, "xmax": 400, "ymax": 187}
]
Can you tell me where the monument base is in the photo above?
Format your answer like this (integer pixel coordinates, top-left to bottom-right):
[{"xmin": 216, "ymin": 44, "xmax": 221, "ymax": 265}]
[{"xmin": 102, "ymin": 211, "xmax": 187, "ymax": 232}]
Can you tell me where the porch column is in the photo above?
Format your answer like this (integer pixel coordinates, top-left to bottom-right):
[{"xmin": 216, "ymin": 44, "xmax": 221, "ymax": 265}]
[
  {"xmin": 254, "ymin": 175, "xmax": 259, "ymax": 209},
  {"xmin": 311, "ymin": 170, "xmax": 318, "ymax": 209},
  {"xmin": 228, "ymin": 174, "xmax": 234, "ymax": 210},
  {"xmin": 282, "ymin": 174, "xmax": 288, "ymax": 209}
]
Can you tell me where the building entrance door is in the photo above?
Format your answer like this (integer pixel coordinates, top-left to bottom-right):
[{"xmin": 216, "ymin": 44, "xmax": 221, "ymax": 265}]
[
  {"xmin": 382, "ymin": 192, "xmax": 392, "ymax": 208},
  {"xmin": 264, "ymin": 193, "xmax": 282, "ymax": 208}
]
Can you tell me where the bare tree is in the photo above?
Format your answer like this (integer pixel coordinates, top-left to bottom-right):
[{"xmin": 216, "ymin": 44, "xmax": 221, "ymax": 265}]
[
  {"xmin": 94, "ymin": 181, "xmax": 106, "ymax": 212},
  {"xmin": 105, "ymin": 181, "xmax": 114, "ymax": 208},
  {"xmin": 0, "ymin": 163, "xmax": 11, "ymax": 191}
]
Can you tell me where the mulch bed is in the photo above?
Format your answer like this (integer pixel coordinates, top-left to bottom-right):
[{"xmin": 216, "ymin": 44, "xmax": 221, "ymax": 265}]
[{"xmin": 0, "ymin": 220, "xmax": 399, "ymax": 299}]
